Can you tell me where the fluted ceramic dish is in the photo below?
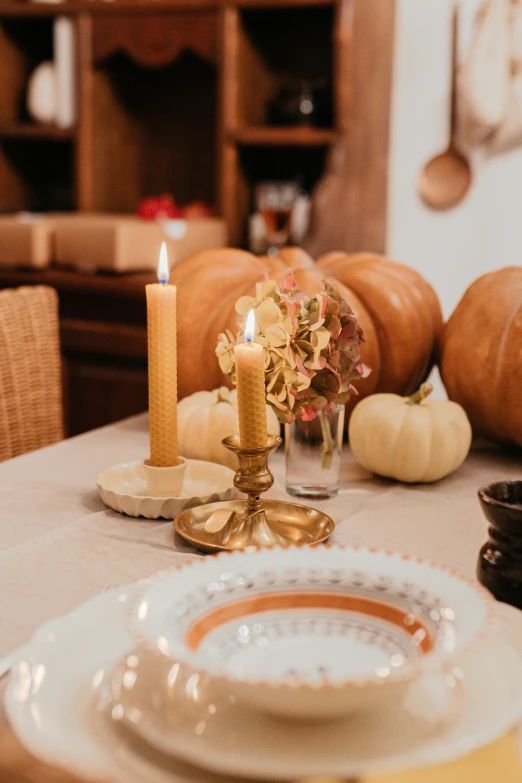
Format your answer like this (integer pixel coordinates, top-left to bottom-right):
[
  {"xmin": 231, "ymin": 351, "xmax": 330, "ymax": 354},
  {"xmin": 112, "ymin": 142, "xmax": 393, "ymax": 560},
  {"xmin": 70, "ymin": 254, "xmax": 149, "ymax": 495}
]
[
  {"xmin": 97, "ymin": 459, "xmax": 237, "ymax": 519},
  {"xmin": 5, "ymin": 584, "xmax": 521, "ymax": 783},
  {"xmin": 128, "ymin": 546, "xmax": 495, "ymax": 719}
]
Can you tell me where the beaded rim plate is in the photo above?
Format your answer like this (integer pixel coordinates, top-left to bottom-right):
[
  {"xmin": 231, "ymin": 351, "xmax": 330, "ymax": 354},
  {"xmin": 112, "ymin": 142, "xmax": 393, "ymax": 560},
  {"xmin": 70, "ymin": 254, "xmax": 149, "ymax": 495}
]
[{"xmin": 127, "ymin": 546, "xmax": 496, "ymax": 718}]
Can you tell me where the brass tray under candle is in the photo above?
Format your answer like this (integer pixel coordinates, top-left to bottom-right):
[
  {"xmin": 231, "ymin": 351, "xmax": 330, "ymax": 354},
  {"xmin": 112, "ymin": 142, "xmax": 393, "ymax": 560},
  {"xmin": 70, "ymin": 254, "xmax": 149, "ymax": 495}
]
[
  {"xmin": 173, "ymin": 434, "xmax": 335, "ymax": 553},
  {"xmin": 174, "ymin": 498, "xmax": 335, "ymax": 553}
]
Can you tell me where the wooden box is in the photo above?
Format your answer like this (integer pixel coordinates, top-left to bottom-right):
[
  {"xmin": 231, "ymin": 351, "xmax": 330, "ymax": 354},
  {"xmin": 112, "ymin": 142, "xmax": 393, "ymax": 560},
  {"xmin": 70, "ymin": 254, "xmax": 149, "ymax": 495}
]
[
  {"xmin": 0, "ymin": 214, "xmax": 54, "ymax": 269},
  {"xmin": 53, "ymin": 214, "xmax": 227, "ymax": 273}
]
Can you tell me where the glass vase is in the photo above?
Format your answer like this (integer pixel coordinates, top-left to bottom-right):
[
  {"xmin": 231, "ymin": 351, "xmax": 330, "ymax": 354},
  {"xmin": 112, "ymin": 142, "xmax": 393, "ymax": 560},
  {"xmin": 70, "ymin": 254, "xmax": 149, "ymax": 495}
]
[{"xmin": 284, "ymin": 405, "xmax": 345, "ymax": 499}]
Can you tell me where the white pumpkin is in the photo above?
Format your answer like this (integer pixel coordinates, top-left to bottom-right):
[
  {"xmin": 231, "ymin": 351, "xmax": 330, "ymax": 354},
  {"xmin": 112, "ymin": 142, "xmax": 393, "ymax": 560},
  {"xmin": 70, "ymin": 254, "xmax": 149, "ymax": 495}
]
[
  {"xmin": 27, "ymin": 62, "xmax": 57, "ymax": 124},
  {"xmin": 348, "ymin": 383, "xmax": 472, "ymax": 483},
  {"xmin": 178, "ymin": 387, "xmax": 280, "ymax": 469}
]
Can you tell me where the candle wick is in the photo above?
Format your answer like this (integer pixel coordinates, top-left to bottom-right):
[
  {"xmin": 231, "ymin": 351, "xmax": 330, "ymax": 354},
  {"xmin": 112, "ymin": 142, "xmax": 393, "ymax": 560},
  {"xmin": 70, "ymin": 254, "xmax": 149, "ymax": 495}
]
[{"xmin": 159, "ymin": 278, "xmax": 169, "ymax": 285}]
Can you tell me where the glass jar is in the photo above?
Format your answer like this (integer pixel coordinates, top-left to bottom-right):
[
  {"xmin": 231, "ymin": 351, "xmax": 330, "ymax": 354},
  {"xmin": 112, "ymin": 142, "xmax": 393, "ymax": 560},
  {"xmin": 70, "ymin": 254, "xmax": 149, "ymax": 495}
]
[{"xmin": 284, "ymin": 405, "xmax": 345, "ymax": 500}]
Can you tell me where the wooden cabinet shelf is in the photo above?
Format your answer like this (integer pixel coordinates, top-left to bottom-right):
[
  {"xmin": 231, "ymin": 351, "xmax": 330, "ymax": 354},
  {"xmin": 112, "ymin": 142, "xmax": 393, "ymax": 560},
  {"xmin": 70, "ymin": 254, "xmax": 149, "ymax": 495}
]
[
  {"xmin": 229, "ymin": 0, "xmax": 336, "ymax": 6},
  {"xmin": 0, "ymin": 1, "xmax": 216, "ymax": 17},
  {"xmin": 0, "ymin": 0, "xmax": 395, "ymax": 252},
  {"xmin": 0, "ymin": 0, "xmax": 335, "ymax": 18},
  {"xmin": 0, "ymin": 0, "xmax": 396, "ymax": 435},
  {"xmin": 0, "ymin": 122, "xmax": 76, "ymax": 140},
  {"xmin": 231, "ymin": 126, "xmax": 337, "ymax": 147}
]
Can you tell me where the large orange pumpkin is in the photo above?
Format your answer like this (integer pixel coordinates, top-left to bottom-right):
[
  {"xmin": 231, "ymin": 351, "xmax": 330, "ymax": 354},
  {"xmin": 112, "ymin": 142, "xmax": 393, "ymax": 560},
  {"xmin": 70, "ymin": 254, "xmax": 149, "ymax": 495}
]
[
  {"xmin": 172, "ymin": 247, "xmax": 443, "ymax": 407},
  {"xmin": 440, "ymin": 267, "xmax": 522, "ymax": 446}
]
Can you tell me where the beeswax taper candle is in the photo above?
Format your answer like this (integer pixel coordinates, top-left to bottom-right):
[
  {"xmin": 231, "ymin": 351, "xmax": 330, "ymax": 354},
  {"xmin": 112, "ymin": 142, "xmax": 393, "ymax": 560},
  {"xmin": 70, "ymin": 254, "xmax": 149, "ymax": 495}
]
[
  {"xmin": 146, "ymin": 243, "xmax": 179, "ymax": 467},
  {"xmin": 234, "ymin": 310, "xmax": 268, "ymax": 449}
]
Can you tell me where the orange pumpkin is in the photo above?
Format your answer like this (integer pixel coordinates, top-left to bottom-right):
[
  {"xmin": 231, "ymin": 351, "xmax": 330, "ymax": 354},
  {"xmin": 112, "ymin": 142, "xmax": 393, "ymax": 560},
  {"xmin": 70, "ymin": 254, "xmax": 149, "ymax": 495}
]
[
  {"xmin": 440, "ymin": 267, "xmax": 522, "ymax": 446},
  {"xmin": 172, "ymin": 247, "xmax": 443, "ymax": 406}
]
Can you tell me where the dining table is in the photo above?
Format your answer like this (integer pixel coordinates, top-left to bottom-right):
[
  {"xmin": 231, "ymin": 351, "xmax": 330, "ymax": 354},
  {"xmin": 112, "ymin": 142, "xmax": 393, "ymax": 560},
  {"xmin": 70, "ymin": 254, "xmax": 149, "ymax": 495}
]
[{"xmin": 1, "ymin": 411, "xmax": 522, "ymax": 783}]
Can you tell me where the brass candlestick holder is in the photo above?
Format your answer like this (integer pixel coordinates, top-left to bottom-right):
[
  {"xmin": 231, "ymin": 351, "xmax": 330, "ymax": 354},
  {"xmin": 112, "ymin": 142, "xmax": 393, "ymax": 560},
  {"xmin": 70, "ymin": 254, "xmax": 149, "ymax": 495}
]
[{"xmin": 173, "ymin": 434, "xmax": 335, "ymax": 553}]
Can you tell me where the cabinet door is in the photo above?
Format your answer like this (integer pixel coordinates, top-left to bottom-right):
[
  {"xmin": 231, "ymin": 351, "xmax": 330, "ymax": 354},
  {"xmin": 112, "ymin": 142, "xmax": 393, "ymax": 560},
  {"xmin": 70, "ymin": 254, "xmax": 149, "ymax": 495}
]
[{"xmin": 65, "ymin": 357, "xmax": 148, "ymax": 436}]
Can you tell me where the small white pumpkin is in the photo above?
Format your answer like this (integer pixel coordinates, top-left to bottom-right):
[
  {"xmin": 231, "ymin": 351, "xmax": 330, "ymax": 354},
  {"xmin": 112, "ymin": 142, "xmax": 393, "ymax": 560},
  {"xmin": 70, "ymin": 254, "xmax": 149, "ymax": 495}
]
[
  {"xmin": 348, "ymin": 383, "xmax": 472, "ymax": 483},
  {"xmin": 178, "ymin": 387, "xmax": 280, "ymax": 469},
  {"xmin": 27, "ymin": 62, "xmax": 57, "ymax": 124}
]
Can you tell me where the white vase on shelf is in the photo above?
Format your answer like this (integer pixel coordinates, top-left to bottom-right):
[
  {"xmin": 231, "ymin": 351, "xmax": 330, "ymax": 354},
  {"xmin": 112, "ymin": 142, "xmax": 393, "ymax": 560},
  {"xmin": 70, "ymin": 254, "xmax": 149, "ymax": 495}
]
[{"xmin": 53, "ymin": 16, "xmax": 77, "ymax": 129}]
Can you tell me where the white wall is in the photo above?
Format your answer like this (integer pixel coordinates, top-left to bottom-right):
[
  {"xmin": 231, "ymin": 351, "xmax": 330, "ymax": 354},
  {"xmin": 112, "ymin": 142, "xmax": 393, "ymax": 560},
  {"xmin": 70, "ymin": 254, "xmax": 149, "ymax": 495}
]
[{"xmin": 387, "ymin": 0, "xmax": 522, "ymax": 319}]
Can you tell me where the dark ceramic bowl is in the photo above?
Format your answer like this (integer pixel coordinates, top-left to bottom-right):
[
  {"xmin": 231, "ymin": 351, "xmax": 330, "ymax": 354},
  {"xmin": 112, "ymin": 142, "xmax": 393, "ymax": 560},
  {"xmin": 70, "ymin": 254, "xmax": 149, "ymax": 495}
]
[
  {"xmin": 477, "ymin": 481, "xmax": 522, "ymax": 608},
  {"xmin": 478, "ymin": 481, "xmax": 522, "ymax": 535}
]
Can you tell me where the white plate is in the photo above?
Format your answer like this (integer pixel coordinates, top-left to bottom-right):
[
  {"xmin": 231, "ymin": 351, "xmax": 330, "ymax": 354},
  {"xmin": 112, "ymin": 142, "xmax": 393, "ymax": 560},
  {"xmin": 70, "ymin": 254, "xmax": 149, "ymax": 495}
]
[
  {"xmin": 5, "ymin": 586, "xmax": 522, "ymax": 782},
  {"xmin": 97, "ymin": 459, "xmax": 237, "ymax": 519},
  {"xmin": 128, "ymin": 546, "xmax": 495, "ymax": 718}
]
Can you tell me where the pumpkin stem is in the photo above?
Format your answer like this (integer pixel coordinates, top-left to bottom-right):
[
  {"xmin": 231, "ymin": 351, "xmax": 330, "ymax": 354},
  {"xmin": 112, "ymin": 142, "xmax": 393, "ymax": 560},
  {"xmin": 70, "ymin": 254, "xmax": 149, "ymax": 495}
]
[{"xmin": 407, "ymin": 382, "xmax": 433, "ymax": 405}]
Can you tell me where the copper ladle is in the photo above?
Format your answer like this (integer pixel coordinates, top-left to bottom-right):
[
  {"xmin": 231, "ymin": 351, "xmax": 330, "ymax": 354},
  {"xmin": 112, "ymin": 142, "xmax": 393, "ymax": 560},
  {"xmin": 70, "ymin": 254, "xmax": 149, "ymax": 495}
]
[{"xmin": 418, "ymin": 5, "xmax": 471, "ymax": 210}]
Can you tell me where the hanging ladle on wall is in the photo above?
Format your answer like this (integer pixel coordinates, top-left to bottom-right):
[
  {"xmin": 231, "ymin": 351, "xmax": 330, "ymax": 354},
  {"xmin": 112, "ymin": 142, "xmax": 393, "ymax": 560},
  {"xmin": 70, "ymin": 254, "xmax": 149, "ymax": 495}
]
[{"xmin": 418, "ymin": 5, "xmax": 471, "ymax": 210}]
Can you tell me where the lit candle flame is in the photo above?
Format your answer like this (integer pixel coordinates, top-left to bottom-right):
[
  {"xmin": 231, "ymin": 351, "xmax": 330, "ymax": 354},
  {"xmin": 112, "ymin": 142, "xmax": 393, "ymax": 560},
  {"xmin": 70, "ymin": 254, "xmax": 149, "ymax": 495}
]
[
  {"xmin": 244, "ymin": 309, "xmax": 256, "ymax": 343},
  {"xmin": 158, "ymin": 242, "xmax": 169, "ymax": 284}
]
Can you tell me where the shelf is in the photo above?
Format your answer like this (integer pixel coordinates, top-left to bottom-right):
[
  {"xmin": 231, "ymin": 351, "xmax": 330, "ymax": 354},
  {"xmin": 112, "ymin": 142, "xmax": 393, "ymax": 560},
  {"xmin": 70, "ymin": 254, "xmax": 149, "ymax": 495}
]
[
  {"xmin": 230, "ymin": 0, "xmax": 335, "ymax": 6},
  {"xmin": 0, "ymin": 0, "xmax": 334, "ymax": 17},
  {"xmin": 0, "ymin": 123, "xmax": 76, "ymax": 141},
  {"xmin": 231, "ymin": 126, "xmax": 337, "ymax": 147},
  {"xmin": 0, "ymin": 1, "xmax": 215, "ymax": 16},
  {"xmin": 0, "ymin": 267, "xmax": 154, "ymax": 303}
]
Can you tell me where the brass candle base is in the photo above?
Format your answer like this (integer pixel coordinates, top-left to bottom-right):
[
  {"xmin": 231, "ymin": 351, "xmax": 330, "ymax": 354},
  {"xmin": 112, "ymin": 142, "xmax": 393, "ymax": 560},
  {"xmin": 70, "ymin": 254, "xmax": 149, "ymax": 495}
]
[{"xmin": 173, "ymin": 434, "xmax": 335, "ymax": 553}]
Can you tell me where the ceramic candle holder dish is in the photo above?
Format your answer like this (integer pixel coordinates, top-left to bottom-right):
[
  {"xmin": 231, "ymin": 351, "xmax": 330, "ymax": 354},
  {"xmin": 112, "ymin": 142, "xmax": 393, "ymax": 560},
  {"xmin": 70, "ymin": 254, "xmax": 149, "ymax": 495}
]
[
  {"xmin": 477, "ymin": 481, "xmax": 522, "ymax": 609},
  {"xmin": 127, "ymin": 546, "xmax": 495, "ymax": 720},
  {"xmin": 143, "ymin": 457, "xmax": 187, "ymax": 497},
  {"xmin": 97, "ymin": 459, "xmax": 237, "ymax": 520}
]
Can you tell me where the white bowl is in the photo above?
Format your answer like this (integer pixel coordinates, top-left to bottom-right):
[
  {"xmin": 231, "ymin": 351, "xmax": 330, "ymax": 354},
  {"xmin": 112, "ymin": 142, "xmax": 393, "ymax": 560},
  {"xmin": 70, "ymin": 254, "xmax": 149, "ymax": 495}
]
[
  {"xmin": 127, "ymin": 546, "xmax": 495, "ymax": 719},
  {"xmin": 97, "ymin": 459, "xmax": 237, "ymax": 520}
]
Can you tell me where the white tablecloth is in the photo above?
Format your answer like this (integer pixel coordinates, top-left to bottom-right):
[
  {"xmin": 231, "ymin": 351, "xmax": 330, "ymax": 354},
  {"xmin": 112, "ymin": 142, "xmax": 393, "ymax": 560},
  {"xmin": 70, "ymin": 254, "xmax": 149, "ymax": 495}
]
[{"xmin": 1, "ymin": 412, "xmax": 521, "ymax": 658}]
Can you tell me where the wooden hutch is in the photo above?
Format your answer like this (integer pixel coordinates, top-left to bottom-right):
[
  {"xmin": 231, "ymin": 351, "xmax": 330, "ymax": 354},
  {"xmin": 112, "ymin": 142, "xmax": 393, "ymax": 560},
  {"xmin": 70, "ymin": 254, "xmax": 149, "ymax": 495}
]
[{"xmin": 0, "ymin": 0, "xmax": 395, "ymax": 435}]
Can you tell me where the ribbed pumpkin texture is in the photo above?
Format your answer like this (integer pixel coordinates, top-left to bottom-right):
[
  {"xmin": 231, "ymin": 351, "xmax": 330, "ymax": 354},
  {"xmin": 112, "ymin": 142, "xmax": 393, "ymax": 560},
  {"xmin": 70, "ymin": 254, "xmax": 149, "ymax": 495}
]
[
  {"xmin": 171, "ymin": 247, "xmax": 443, "ymax": 409},
  {"xmin": 440, "ymin": 267, "xmax": 522, "ymax": 446},
  {"xmin": 348, "ymin": 384, "xmax": 472, "ymax": 483}
]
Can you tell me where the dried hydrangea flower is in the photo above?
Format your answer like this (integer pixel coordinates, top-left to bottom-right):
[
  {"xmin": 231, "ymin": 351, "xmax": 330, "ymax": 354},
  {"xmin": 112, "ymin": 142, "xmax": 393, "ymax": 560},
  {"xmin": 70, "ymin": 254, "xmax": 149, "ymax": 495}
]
[{"xmin": 216, "ymin": 275, "xmax": 370, "ymax": 429}]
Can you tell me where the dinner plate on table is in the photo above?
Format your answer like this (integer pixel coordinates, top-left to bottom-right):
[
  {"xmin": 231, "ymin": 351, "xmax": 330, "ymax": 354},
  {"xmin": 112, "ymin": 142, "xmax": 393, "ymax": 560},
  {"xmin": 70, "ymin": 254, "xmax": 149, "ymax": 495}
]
[{"xmin": 4, "ymin": 583, "xmax": 522, "ymax": 783}]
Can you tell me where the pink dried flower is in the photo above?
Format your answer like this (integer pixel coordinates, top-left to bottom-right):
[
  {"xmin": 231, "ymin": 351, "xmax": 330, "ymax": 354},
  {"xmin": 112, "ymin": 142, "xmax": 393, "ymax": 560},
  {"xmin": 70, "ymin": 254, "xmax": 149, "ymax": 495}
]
[
  {"xmin": 216, "ymin": 277, "xmax": 369, "ymax": 423},
  {"xmin": 300, "ymin": 404, "xmax": 318, "ymax": 421},
  {"xmin": 282, "ymin": 274, "xmax": 299, "ymax": 291}
]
